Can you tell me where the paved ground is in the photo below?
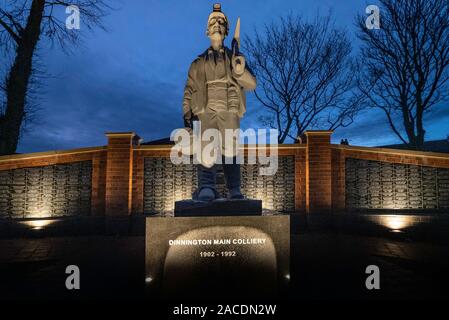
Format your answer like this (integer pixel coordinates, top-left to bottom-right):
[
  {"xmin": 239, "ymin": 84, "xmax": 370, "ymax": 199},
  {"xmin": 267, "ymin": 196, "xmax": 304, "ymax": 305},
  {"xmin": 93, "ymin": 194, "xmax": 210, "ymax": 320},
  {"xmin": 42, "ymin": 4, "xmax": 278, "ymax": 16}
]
[
  {"xmin": 0, "ymin": 230, "xmax": 448, "ymax": 301},
  {"xmin": 291, "ymin": 232, "xmax": 449, "ymax": 300}
]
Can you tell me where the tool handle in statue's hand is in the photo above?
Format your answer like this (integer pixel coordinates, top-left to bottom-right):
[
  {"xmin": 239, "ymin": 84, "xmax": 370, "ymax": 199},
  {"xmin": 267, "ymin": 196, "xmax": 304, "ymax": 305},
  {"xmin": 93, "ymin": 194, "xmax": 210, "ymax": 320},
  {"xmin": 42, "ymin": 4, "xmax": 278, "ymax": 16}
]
[
  {"xmin": 183, "ymin": 114, "xmax": 198, "ymax": 129},
  {"xmin": 232, "ymin": 38, "xmax": 239, "ymax": 56},
  {"xmin": 183, "ymin": 117, "xmax": 192, "ymax": 129}
]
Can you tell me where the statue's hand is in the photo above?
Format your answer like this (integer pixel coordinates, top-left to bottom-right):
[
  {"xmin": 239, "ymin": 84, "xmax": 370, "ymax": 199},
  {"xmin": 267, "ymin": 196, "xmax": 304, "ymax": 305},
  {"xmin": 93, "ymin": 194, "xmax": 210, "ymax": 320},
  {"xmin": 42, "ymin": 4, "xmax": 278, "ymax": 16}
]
[
  {"xmin": 183, "ymin": 114, "xmax": 199, "ymax": 129},
  {"xmin": 232, "ymin": 54, "xmax": 246, "ymax": 76},
  {"xmin": 183, "ymin": 116, "xmax": 192, "ymax": 129}
]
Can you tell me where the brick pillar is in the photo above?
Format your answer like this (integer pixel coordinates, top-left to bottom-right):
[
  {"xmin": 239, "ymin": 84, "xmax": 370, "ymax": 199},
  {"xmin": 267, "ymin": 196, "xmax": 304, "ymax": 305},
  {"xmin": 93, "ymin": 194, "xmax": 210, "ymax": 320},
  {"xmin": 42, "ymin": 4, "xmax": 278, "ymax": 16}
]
[
  {"xmin": 331, "ymin": 147, "xmax": 346, "ymax": 212},
  {"xmin": 91, "ymin": 150, "xmax": 107, "ymax": 215},
  {"xmin": 294, "ymin": 148, "xmax": 306, "ymax": 213},
  {"xmin": 305, "ymin": 131, "xmax": 333, "ymax": 214},
  {"xmin": 105, "ymin": 132, "xmax": 136, "ymax": 216}
]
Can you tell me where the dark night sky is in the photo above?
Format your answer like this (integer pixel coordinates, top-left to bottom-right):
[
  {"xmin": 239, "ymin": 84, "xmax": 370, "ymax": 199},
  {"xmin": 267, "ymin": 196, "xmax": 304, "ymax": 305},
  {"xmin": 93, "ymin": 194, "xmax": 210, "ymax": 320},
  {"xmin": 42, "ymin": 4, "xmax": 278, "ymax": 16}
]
[{"xmin": 3, "ymin": 0, "xmax": 448, "ymax": 153}]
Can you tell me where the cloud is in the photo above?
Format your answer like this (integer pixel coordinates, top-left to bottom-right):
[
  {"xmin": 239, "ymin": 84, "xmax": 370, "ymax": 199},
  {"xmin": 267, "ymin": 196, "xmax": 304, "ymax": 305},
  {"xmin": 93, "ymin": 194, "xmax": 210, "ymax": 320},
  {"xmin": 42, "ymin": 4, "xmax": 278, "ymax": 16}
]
[
  {"xmin": 332, "ymin": 103, "xmax": 449, "ymax": 147},
  {"xmin": 13, "ymin": 0, "xmax": 449, "ymax": 153},
  {"xmin": 332, "ymin": 109, "xmax": 399, "ymax": 146},
  {"xmin": 17, "ymin": 49, "xmax": 185, "ymax": 152}
]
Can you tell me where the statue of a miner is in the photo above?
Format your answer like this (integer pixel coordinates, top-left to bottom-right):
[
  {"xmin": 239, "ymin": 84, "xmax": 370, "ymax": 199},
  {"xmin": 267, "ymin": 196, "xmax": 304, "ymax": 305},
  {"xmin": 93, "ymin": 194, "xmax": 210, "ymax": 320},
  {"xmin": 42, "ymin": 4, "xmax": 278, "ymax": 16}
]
[{"xmin": 182, "ymin": 3, "xmax": 257, "ymax": 201}]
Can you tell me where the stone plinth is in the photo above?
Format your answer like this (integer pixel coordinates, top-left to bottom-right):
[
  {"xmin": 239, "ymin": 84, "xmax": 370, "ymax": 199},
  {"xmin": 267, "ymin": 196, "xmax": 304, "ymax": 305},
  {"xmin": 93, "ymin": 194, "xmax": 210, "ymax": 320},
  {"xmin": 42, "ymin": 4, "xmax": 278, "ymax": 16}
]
[
  {"xmin": 174, "ymin": 199, "xmax": 262, "ymax": 217},
  {"xmin": 145, "ymin": 214, "xmax": 290, "ymax": 300}
]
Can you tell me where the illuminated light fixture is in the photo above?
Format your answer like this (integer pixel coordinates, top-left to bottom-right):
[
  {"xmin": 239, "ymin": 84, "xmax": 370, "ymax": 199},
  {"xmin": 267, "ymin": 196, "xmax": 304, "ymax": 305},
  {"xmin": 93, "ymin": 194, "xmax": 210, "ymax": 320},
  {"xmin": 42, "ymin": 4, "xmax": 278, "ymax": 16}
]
[
  {"xmin": 379, "ymin": 215, "xmax": 414, "ymax": 232},
  {"xmin": 22, "ymin": 219, "xmax": 55, "ymax": 230},
  {"xmin": 285, "ymin": 274, "xmax": 290, "ymax": 281},
  {"xmin": 145, "ymin": 277, "xmax": 153, "ymax": 283}
]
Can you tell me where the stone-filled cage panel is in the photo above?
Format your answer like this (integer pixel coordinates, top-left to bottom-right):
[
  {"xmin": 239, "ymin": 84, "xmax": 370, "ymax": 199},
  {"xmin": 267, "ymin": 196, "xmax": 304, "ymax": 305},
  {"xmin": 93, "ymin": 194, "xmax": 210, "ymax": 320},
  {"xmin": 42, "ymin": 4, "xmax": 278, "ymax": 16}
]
[
  {"xmin": 0, "ymin": 161, "xmax": 92, "ymax": 218},
  {"xmin": 345, "ymin": 158, "xmax": 449, "ymax": 210},
  {"xmin": 143, "ymin": 156, "xmax": 295, "ymax": 214}
]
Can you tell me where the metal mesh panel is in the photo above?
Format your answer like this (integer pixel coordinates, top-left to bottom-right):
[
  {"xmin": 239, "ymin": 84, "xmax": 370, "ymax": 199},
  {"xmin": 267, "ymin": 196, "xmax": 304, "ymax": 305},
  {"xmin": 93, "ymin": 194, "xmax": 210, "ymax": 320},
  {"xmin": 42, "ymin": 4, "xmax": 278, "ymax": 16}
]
[
  {"xmin": 345, "ymin": 158, "xmax": 449, "ymax": 210},
  {"xmin": 143, "ymin": 156, "xmax": 295, "ymax": 214},
  {"xmin": 0, "ymin": 161, "xmax": 92, "ymax": 218}
]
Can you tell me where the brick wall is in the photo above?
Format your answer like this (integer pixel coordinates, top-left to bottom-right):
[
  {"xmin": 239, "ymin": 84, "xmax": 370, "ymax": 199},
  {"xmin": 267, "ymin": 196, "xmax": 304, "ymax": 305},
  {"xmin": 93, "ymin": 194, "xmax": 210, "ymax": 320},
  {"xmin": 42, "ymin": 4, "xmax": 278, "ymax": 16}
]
[
  {"xmin": 0, "ymin": 161, "xmax": 92, "ymax": 218},
  {"xmin": 0, "ymin": 147, "xmax": 107, "ymax": 218},
  {"xmin": 345, "ymin": 158, "xmax": 449, "ymax": 210},
  {"xmin": 1, "ymin": 131, "xmax": 448, "ymax": 219},
  {"xmin": 142, "ymin": 156, "xmax": 296, "ymax": 214},
  {"xmin": 133, "ymin": 145, "xmax": 305, "ymax": 214},
  {"xmin": 331, "ymin": 145, "xmax": 449, "ymax": 212}
]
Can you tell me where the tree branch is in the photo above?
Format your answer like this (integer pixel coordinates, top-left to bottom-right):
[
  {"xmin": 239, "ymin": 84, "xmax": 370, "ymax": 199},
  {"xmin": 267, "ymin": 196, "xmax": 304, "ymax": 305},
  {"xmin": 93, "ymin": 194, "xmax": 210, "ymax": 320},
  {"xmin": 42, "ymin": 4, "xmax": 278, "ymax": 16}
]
[{"xmin": 0, "ymin": 16, "xmax": 20, "ymax": 43}]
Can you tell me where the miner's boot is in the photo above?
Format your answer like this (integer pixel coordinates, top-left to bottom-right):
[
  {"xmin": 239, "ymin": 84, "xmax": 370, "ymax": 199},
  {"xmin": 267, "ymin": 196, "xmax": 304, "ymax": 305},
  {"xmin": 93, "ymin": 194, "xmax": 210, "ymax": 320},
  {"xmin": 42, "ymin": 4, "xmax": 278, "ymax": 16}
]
[
  {"xmin": 223, "ymin": 157, "xmax": 244, "ymax": 200},
  {"xmin": 194, "ymin": 164, "xmax": 218, "ymax": 201}
]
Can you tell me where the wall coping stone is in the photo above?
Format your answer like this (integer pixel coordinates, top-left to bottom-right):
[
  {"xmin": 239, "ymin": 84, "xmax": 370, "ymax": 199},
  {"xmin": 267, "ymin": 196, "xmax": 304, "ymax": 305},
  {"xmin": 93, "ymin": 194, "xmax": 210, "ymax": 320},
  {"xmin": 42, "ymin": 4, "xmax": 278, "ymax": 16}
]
[
  {"xmin": 135, "ymin": 144, "xmax": 307, "ymax": 151},
  {"xmin": 0, "ymin": 146, "xmax": 107, "ymax": 163},
  {"xmin": 333, "ymin": 144, "xmax": 449, "ymax": 159}
]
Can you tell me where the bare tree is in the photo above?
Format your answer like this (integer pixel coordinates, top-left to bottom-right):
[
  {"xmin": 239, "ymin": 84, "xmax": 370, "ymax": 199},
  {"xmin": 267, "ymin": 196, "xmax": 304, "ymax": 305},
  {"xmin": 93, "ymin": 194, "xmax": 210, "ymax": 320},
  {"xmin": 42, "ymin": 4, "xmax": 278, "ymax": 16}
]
[
  {"xmin": 357, "ymin": 0, "xmax": 449, "ymax": 150},
  {"xmin": 0, "ymin": 0, "xmax": 110, "ymax": 155},
  {"xmin": 244, "ymin": 15, "xmax": 363, "ymax": 143}
]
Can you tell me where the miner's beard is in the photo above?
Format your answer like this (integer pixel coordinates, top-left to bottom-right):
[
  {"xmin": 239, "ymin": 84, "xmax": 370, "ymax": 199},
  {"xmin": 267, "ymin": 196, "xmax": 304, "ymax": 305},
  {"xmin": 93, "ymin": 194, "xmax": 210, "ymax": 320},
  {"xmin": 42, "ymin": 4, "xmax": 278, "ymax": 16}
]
[{"xmin": 208, "ymin": 31, "xmax": 225, "ymax": 51}]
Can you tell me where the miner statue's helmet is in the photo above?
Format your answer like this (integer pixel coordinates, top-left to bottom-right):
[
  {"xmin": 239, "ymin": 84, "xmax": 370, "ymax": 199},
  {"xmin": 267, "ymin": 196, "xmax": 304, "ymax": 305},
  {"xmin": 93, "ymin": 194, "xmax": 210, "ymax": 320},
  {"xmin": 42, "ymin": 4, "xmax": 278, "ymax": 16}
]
[{"xmin": 206, "ymin": 3, "xmax": 229, "ymax": 37}]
